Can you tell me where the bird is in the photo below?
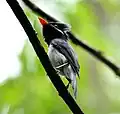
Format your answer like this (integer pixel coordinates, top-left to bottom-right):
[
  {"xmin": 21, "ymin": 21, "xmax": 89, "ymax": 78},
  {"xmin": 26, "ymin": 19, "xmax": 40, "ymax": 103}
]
[{"xmin": 38, "ymin": 17, "xmax": 80, "ymax": 98}]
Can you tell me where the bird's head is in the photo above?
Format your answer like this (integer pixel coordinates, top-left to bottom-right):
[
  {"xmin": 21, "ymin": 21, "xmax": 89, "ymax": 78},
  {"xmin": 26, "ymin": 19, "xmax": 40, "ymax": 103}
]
[{"xmin": 38, "ymin": 17, "xmax": 67, "ymax": 45}]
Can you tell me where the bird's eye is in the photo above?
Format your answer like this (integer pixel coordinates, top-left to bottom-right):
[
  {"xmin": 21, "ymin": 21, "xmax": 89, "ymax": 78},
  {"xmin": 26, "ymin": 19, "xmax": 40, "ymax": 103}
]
[{"xmin": 54, "ymin": 25, "xmax": 58, "ymax": 27}]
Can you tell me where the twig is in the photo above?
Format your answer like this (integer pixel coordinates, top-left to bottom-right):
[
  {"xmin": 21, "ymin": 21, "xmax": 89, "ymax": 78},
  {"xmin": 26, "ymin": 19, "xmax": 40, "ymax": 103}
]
[
  {"xmin": 6, "ymin": 0, "xmax": 84, "ymax": 114},
  {"xmin": 22, "ymin": 0, "xmax": 120, "ymax": 76}
]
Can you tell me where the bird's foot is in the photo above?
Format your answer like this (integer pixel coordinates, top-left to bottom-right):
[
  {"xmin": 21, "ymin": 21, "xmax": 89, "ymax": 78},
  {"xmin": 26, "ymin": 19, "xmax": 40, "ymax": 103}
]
[{"xmin": 54, "ymin": 68, "xmax": 60, "ymax": 75}]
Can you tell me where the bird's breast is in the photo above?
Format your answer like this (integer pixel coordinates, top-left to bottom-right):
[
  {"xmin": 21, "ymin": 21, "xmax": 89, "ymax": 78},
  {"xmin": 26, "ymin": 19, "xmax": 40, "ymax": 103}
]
[{"xmin": 48, "ymin": 44, "xmax": 67, "ymax": 68}]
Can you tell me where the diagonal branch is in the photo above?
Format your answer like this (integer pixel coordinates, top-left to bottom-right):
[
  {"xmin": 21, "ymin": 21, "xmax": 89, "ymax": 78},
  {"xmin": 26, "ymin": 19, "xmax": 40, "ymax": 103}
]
[
  {"xmin": 6, "ymin": 0, "xmax": 84, "ymax": 114},
  {"xmin": 22, "ymin": 0, "xmax": 120, "ymax": 76}
]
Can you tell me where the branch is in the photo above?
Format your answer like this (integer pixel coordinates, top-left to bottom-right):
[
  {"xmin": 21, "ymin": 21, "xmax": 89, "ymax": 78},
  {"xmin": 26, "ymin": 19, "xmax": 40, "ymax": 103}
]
[
  {"xmin": 22, "ymin": 0, "xmax": 120, "ymax": 76},
  {"xmin": 5, "ymin": 0, "xmax": 84, "ymax": 114}
]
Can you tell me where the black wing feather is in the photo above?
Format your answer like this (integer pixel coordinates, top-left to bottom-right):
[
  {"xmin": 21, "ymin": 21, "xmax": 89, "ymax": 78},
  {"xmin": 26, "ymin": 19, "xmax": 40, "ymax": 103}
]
[{"xmin": 51, "ymin": 39, "xmax": 80, "ymax": 77}]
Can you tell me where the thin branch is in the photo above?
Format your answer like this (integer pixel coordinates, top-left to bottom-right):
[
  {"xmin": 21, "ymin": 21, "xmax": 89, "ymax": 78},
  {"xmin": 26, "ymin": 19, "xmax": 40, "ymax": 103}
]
[
  {"xmin": 6, "ymin": 0, "xmax": 84, "ymax": 114},
  {"xmin": 22, "ymin": 0, "xmax": 120, "ymax": 76}
]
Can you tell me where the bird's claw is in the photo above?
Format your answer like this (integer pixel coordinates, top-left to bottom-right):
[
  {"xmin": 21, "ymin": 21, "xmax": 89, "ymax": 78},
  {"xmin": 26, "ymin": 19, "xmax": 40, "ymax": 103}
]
[{"xmin": 54, "ymin": 68, "xmax": 60, "ymax": 75}]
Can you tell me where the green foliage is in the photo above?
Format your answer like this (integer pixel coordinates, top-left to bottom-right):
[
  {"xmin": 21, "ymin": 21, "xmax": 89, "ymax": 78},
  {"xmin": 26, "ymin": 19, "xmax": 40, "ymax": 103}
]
[{"xmin": 1, "ymin": 0, "xmax": 120, "ymax": 114}]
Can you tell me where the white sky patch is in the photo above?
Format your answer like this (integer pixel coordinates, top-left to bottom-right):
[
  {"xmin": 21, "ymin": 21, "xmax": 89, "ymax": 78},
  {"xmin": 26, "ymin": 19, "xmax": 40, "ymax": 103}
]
[{"xmin": 0, "ymin": 1, "xmax": 27, "ymax": 83}]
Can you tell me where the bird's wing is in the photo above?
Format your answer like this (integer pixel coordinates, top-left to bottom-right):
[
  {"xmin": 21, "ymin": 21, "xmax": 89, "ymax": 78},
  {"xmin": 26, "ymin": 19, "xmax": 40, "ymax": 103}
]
[{"xmin": 51, "ymin": 39, "xmax": 80, "ymax": 77}]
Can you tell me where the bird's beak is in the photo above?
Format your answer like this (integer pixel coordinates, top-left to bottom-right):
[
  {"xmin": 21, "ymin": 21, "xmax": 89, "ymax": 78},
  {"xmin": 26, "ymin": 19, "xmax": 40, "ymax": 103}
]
[{"xmin": 38, "ymin": 17, "xmax": 48, "ymax": 26}]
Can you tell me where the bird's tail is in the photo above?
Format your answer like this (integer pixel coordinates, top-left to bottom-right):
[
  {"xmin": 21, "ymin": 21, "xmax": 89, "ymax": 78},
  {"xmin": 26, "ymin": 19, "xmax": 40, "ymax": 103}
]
[
  {"xmin": 72, "ymin": 76, "xmax": 77, "ymax": 99},
  {"xmin": 64, "ymin": 66, "xmax": 77, "ymax": 98},
  {"xmin": 69, "ymin": 72, "xmax": 77, "ymax": 99}
]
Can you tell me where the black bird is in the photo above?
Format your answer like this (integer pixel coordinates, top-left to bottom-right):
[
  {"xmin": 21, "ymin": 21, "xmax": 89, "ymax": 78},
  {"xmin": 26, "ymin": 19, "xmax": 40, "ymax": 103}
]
[{"xmin": 39, "ymin": 17, "xmax": 80, "ymax": 98}]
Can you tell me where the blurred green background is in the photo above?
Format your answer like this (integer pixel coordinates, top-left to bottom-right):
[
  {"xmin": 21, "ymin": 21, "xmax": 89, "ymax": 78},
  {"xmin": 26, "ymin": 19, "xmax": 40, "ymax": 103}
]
[{"xmin": 1, "ymin": 0, "xmax": 120, "ymax": 114}]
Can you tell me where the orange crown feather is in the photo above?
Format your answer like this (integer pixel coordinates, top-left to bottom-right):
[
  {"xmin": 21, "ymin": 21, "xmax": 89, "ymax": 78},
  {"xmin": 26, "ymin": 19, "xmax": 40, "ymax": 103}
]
[{"xmin": 38, "ymin": 17, "xmax": 48, "ymax": 25}]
